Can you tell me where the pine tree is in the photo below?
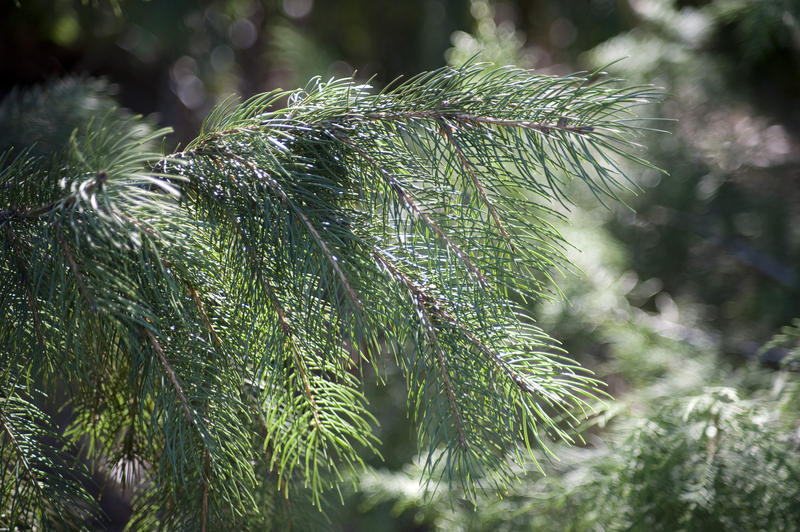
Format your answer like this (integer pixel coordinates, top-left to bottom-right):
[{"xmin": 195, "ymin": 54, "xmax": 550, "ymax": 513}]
[{"xmin": 0, "ymin": 63, "xmax": 658, "ymax": 529}]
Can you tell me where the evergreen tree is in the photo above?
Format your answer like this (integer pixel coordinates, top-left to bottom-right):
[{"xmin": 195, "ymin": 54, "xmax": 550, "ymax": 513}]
[{"xmin": 0, "ymin": 64, "xmax": 657, "ymax": 529}]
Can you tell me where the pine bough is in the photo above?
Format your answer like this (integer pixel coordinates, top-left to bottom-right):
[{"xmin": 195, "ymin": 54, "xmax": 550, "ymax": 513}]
[{"xmin": 0, "ymin": 64, "xmax": 659, "ymax": 529}]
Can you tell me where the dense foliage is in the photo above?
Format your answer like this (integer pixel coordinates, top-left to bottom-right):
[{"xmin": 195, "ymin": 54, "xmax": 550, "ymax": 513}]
[
  {"xmin": 2, "ymin": 0, "xmax": 799, "ymax": 529},
  {"xmin": 1, "ymin": 64, "xmax": 657, "ymax": 529}
]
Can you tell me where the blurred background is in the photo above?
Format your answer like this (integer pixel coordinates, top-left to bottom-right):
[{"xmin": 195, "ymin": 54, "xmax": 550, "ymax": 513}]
[{"xmin": 3, "ymin": 0, "xmax": 800, "ymax": 529}]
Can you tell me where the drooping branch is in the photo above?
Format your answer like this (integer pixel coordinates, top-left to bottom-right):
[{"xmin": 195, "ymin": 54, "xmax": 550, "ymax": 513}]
[
  {"xmin": 221, "ymin": 215, "xmax": 322, "ymax": 428},
  {"xmin": 188, "ymin": 285, "xmax": 222, "ymax": 349},
  {"xmin": 436, "ymin": 120, "xmax": 516, "ymax": 253},
  {"xmin": 371, "ymin": 251, "xmax": 467, "ymax": 451},
  {"xmin": 371, "ymin": 250, "xmax": 580, "ymax": 410},
  {"xmin": 200, "ymin": 148, "xmax": 364, "ymax": 312},
  {"xmin": 0, "ymin": 409, "xmax": 45, "ymax": 511},
  {"xmin": 344, "ymin": 138, "xmax": 489, "ymax": 286},
  {"xmin": 144, "ymin": 328, "xmax": 195, "ymax": 427}
]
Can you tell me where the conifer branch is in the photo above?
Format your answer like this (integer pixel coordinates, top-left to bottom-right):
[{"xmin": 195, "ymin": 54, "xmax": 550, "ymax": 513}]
[
  {"xmin": 290, "ymin": 340, "xmax": 322, "ymax": 429},
  {"xmin": 189, "ymin": 285, "xmax": 222, "ymax": 349},
  {"xmin": 201, "ymin": 450, "xmax": 210, "ymax": 532},
  {"xmin": 429, "ymin": 323, "xmax": 468, "ymax": 452},
  {"xmin": 227, "ymin": 214, "xmax": 293, "ymax": 335},
  {"xmin": 5, "ymin": 226, "xmax": 44, "ymax": 348},
  {"xmin": 144, "ymin": 328, "xmax": 195, "ymax": 426},
  {"xmin": 344, "ymin": 138, "xmax": 489, "ymax": 286},
  {"xmin": 202, "ymin": 148, "xmax": 364, "ymax": 312},
  {"xmin": 0, "ymin": 410, "xmax": 44, "ymax": 508},
  {"xmin": 451, "ymin": 113, "xmax": 595, "ymax": 135},
  {"xmin": 0, "ymin": 66, "xmax": 661, "ymax": 526},
  {"xmin": 60, "ymin": 232, "xmax": 97, "ymax": 313},
  {"xmin": 367, "ymin": 110, "xmax": 595, "ymax": 136},
  {"xmin": 0, "ymin": 171, "xmax": 107, "ymax": 223},
  {"xmin": 372, "ymin": 251, "xmax": 467, "ymax": 450},
  {"xmin": 437, "ymin": 120, "xmax": 516, "ymax": 253}
]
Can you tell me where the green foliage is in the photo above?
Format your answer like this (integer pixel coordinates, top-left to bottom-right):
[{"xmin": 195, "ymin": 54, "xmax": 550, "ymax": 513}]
[
  {"xmin": 614, "ymin": 388, "xmax": 800, "ymax": 531},
  {"xmin": 446, "ymin": 0, "xmax": 527, "ymax": 68},
  {"xmin": 762, "ymin": 318, "xmax": 800, "ymax": 368},
  {"xmin": 0, "ymin": 64, "xmax": 657, "ymax": 528},
  {"xmin": 354, "ymin": 388, "xmax": 800, "ymax": 532},
  {"xmin": 1, "ymin": 378, "xmax": 99, "ymax": 530},
  {"xmin": 342, "ymin": 3, "xmax": 800, "ymax": 530}
]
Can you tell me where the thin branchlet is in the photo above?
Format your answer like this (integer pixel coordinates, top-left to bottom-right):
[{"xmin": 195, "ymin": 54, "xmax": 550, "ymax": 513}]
[
  {"xmin": 372, "ymin": 251, "xmax": 468, "ymax": 449},
  {"xmin": 200, "ymin": 148, "xmax": 364, "ymax": 312},
  {"xmin": 344, "ymin": 137, "xmax": 489, "ymax": 286},
  {"xmin": 5, "ymin": 225, "xmax": 45, "ymax": 348},
  {"xmin": 437, "ymin": 120, "xmax": 516, "ymax": 253}
]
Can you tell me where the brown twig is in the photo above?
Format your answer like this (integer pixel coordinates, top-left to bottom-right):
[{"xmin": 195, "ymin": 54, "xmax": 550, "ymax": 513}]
[
  {"xmin": 452, "ymin": 113, "xmax": 595, "ymax": 135},
  {"xmin": 437, "ymin": 121, "xmax": 516, "ymax": 253},
  {"xmin": 60, "ymin": 233, "xmax": 98, "ymax": 313},
  {"xmin": 344, "ymin": 139, "xmax": 488, "ymax": 287},
  {"xmin": 201, "ymin": 450, "xmax": 210, "ymax": 532},
  {"xmin": 189, "ymin": 286, "xmax": 222, "ymax": 349},
  {"xmin": 144, "ymin": 328, "xmax": 195, "ymax": 425}
]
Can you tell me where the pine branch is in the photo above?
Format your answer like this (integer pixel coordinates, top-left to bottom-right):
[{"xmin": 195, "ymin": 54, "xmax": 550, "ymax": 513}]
[
  {"xmin": 343, "ymin": 137, "xmax": 489, "ymax": 285},
  {"xmin": 0, "ymin": 381, "xmax": 100, "ymax": 530},
  {"xmin": 144, "ymin": 328, "xmax": 196, "ymax": 426},
  {"xmin": 4, "ymin": 225, "xmax": 44, "ymax": 348},
  {"xmin": 437, "ymin": 120, "xmax": 516, "ymax": 253},
  {"xmin": 60, "ymin": 232, "xmax": 97, "ymax": 313},
  {"xmin": 199, "ymin": 148, "xmax": 364, "ymax": 311},
  {"xmin": 0, "ymin": 65, "xmax": 661, "ymax": 527}
]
